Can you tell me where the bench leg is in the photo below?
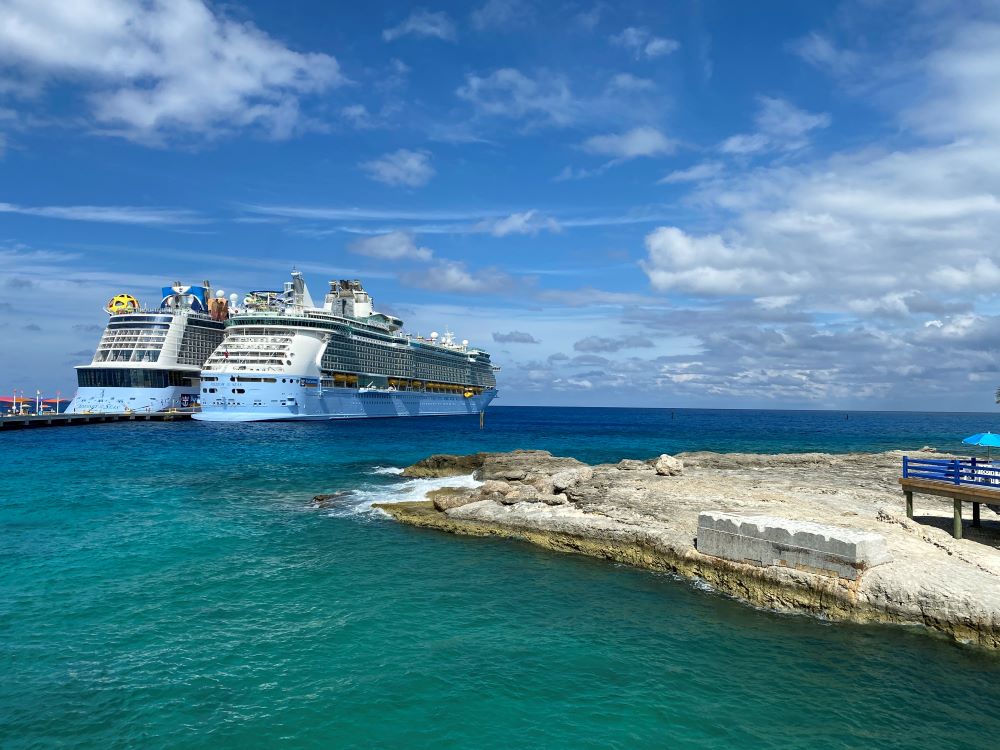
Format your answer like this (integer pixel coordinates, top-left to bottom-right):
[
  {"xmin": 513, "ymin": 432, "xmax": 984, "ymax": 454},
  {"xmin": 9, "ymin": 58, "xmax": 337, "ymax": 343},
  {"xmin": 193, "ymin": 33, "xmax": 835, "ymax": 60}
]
[
  {"xmin": 973, "ymin": 502, "xmax": 981, "ymax": 528},
  {"xmin": 953, "ymin": 499, "xmax": 963, "ymax": 539},
  {"xmin": 905, "ymin": 491, "xmax": 913, "ymax": 519}
]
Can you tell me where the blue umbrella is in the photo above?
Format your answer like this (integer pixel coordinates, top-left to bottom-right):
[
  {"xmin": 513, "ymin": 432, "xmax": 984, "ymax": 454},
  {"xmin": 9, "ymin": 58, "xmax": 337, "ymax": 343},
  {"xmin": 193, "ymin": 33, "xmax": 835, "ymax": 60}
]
[{"xmin": 962, "ymin": 432, "xmax": 1000, "ymax": 459}]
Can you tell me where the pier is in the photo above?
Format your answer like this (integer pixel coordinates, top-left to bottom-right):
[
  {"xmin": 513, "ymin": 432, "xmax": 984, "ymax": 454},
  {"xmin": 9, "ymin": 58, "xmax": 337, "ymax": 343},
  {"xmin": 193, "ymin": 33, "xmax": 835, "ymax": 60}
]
[
  {"xmin": 0, "ymin": 411, "xmax": 193, "ymax": 431},
  {"xmin": 900, "ymin": 456, "xmax": 1000, "ymax": 538}
]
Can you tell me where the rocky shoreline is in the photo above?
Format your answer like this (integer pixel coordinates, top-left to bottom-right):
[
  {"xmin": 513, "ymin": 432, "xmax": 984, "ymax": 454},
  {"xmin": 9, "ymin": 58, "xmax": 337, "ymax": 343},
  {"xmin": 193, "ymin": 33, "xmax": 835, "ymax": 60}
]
[{"xmin": 375, "ymin": 449, "xmax": 1000, "ymax": 649}]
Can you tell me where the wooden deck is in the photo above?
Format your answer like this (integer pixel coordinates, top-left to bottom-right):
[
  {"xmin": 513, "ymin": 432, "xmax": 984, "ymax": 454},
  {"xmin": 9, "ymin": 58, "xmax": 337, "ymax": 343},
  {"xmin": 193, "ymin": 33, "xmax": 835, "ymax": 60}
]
[{"xmin": 899, "ymin": 455, "xmax": 1000, "ymax": 538}]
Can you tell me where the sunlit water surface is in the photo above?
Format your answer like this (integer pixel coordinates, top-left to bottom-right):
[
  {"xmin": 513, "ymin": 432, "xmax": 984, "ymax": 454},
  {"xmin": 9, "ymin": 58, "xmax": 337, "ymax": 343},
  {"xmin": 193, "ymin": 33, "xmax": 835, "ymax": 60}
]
[{"xmin": 3, "ymin": 407, "xmax": 1000, "ymax": 748}]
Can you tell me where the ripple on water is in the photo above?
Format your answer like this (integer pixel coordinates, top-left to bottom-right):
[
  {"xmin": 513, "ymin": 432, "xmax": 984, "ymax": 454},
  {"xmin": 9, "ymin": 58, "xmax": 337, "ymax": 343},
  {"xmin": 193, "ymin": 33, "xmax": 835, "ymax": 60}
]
[{"xmin": 3, "ymin": 411, "xmax": 1000, "ymax": 749}]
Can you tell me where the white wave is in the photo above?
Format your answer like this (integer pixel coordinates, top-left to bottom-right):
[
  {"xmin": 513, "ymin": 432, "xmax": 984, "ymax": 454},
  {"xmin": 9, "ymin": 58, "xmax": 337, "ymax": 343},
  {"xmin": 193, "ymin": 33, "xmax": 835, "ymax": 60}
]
[
  {"xmin": 327, "ymin": 473, "xmax": 481, "ymax": 517},
  {"xmin": 369, "ymin": 466, "xmax": 404, "ymax": 475}
]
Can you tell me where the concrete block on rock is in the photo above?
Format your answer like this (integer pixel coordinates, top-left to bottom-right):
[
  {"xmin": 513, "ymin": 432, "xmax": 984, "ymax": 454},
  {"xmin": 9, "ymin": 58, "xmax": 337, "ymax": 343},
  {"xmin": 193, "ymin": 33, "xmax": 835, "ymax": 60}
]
[{"xmin": 697, "ymin": 511, "xmax": 891, "ymax": 580}]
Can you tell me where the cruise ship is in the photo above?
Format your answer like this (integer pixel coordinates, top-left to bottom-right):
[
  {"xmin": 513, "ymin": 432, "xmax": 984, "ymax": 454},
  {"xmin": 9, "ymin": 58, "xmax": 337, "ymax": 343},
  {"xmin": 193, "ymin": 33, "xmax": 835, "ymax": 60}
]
[
  {"xmin": 194, "ymin": 271, "xmax": 499, "ymax": 421},
  {"xmin": 68, "ymin": 282, "xmax": 231, "ymax": 414}
]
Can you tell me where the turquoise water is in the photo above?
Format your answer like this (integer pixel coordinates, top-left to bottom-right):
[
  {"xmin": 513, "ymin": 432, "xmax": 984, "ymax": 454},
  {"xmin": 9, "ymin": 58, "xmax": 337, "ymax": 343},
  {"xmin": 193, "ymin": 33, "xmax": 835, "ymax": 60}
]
[{"xmin": 3, "ymin": 407, "xmax": 1000, "ymax": 749}]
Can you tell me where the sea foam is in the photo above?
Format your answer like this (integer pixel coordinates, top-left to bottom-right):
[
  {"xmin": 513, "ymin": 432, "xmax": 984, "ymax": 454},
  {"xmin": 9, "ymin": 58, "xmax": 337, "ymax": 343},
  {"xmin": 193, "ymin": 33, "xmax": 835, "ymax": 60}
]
[{"xmin": 328, "ymin": 470, "xmax": 481, "ymax": 517}]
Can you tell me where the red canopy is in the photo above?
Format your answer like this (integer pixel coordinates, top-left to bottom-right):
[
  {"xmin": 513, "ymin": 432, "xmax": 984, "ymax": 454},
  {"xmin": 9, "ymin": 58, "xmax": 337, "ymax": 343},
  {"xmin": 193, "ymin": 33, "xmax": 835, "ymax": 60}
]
[{"xmin": 0, "ymin": 396, "xmax": 66, "ymax": 403}]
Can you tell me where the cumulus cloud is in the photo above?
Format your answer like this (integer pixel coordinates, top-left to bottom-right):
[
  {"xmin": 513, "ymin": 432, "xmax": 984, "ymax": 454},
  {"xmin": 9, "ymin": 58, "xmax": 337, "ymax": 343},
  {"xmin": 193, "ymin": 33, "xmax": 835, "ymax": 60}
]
[
  {"xmin": 404, "ymin": 261, "xmax": 509, "ymax": 294},
  {"xmin": 383, "ymin": 9, "xmax": 456, "ymax": 41},
  {"xmin": 611, "ymin": 27, "xmax": 679, "ymax": 59},
  {"xmin": 623, "ymin": 14, "xmax": 1000, "ymax": 407},
  {"xmin": 360, "ymin": 149, "xmax": 435, "ymax": 187},
  {"xmin": 582, "ymin": 126, "xmax": 675, "ymax": 160},
  {"xmin": 0, "ymin": 0, "xmax": 344, "ymax": 143},
  {"xmin": 493, "ymin": 330, "xmax": 541, "ymax": 344},
  {"xmin": 349, "ymin": 232, "xmax": 433, "ymax": 261},
  {"xmin": 641, "ymin": 226, "xmax": 810, "ymax": 296}
]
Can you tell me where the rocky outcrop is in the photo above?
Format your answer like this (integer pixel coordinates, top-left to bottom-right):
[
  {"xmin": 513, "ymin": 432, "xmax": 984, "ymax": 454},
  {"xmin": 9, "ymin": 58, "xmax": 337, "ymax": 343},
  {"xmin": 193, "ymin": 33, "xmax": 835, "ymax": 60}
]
[
  {"xmin": 401, "ymin": 452, "xmax": 493, "ymax": 478},
  {"xmin": 376, "ymin": 448, "xmax": 1000, "ymax": 649}
]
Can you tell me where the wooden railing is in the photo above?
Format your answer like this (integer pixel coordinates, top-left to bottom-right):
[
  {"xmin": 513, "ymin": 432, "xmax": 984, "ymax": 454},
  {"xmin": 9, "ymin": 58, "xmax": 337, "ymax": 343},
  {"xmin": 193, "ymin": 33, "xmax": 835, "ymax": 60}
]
[{"xmin": 902, "ymin": 456, "xmax": 1000, "ymax": 490}]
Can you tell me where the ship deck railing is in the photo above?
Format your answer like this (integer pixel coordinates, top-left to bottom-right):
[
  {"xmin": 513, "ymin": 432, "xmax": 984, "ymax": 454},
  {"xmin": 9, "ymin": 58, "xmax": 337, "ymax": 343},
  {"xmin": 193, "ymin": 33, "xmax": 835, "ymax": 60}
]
[{"xmin": 900, "ymin": 456, "xmax": 1000, "ymax": 539}]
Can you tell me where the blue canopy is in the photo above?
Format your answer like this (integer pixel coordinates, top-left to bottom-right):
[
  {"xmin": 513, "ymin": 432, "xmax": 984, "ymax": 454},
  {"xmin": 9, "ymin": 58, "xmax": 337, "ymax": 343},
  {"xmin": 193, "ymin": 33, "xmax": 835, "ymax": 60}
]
[{"xmin": 962, "ymin": 432, "xmax": 1000, "ymax": 447}]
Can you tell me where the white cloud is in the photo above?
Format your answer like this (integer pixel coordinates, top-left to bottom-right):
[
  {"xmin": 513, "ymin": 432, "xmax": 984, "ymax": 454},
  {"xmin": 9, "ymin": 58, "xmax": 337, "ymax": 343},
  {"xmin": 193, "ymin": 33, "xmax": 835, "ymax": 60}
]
[
  {"xmin": 382, "ymin": 9, "xmax": 456, "ymax": 41},
  {"xmin": 470, "ymin": 0, "xmax": 533, "ymax": 30},
  {"xmin": 607, "ymin": 73, "xmax": 656, "ymax": 92},
  {"xmin": 582, "ymin": 126, "xmax": 675, "ymax": 159},
  {"xmin": 641, "ymin": 226, "xmax": 810, "ymax": 296},
  {"xmin": 719, "ymin": 133, "xmax": 770, "ymax": 154},
  {"xmin": 755, "ymin": 96, "xmax": 831, "ymax": 139},
  {"xmin": 478, "ymin": 210, "xmax": 561, "ymax": 237},
  {"xmin": 405, "ymin": 260, "xmax": 509, "ymax": 294},
  {"xmin": 790, "ymin": 32, "xmax": 860, "ymax": 76},
  {"xmin": 349, "ymin": 232, "xmax": 433, "ymax": 262},
  {"xmin": 906, "ymin": 22, "xmax": 1000, "ymax": 141},
  {"xmin": 719, "ymin": 96, "xmax": 829, "ymax": 154},
  {"xmin": 0, "ymin": 201, "xmax": 204, "ymax": 225},
  {"xmin": 0, "ymin": 0, "xmax": 344, "ymax": 143},
  {"xmin": 457, "ymin": 68, "xmax": 576, "ymax": 127},
  {"xmin": 611, "ymin": 27, "xmax": 679, "ymax": 60},
  {"xmin": 341, "ymin": 104, "xmax": 372, "ymax": 128},
  {"xmin": 359, "ymin": 149, "xmax": 435, "ymax": 187},
  {"xmin": 659, "ymin": 161, "xmax": 723, "ymax": 184}
]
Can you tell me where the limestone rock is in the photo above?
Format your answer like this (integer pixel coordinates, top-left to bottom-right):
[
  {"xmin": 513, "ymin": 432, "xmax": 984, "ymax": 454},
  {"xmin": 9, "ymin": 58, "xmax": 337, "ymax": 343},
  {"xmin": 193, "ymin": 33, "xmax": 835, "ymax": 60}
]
[
  {"xmin": 528, "ymin": 476, "xmax": 555, "ymax": 496},
  {"xmin": 500, "ymin": 485, "xmax": 541, "ymax": 505},
  {"xmin": 428, "ymin": 487, "xmax": 478, "ymax": 511},
  {"xmin": 551, "ymin": 466, "xmax": 593, "ymax": 493},
  {"xmin": 617, "ymin": 459, "xmax": 654, "ymax": 472},
  {"xmin": 475, "ymin": 450, "xmax": 588, "ymax": 481},
  {"xmin": 654, "ymin": 454, "xmax": 684, "ymax": 476},
  {"xmin": 403, "ymin": 453, "xmax": 493, "ymax": 478},
  {"xmin": 480, "ymin": 480, "xmax": 512, "ymax": 495}
]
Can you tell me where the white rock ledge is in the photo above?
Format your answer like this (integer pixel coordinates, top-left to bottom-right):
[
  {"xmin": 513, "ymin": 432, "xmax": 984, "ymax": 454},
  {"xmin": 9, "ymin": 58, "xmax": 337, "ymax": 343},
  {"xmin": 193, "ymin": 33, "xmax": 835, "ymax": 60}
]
[{"xmin": 698, "ymin": 511, "xmax": 892, "ymax": 580}]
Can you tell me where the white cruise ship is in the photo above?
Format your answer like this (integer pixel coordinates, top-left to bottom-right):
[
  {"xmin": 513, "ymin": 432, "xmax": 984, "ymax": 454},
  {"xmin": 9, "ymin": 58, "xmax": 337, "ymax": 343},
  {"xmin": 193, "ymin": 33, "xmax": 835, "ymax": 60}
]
[
  {"xmin": 193, "ymin": 271, "xmax": 498, "ymax": 421},
  {"xmin": 68, "ymin": 283, "xmax": 231, "ymax": 414}
]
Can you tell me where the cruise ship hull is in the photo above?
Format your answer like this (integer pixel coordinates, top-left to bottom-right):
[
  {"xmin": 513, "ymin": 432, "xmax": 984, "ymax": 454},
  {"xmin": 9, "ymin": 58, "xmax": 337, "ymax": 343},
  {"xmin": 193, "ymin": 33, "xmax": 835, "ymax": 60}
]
[
  {"xmin": 194, "ymin": 382, "xmax": 497, "ymax": 422},
  {"xmin": 68, "ymin": 385, "xmax": 200, "ymax": 414}
]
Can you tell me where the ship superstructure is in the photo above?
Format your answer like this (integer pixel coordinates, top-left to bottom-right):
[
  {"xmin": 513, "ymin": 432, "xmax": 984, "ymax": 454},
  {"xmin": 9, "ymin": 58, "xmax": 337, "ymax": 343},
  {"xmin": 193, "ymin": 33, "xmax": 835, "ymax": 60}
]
[
  {"xmin": 68, "ymin": 282, "xmax": 231, "ymax": 414},
  {"xmin": 193, "ymin": 272, "xmax": 498, "ymax": 421}
]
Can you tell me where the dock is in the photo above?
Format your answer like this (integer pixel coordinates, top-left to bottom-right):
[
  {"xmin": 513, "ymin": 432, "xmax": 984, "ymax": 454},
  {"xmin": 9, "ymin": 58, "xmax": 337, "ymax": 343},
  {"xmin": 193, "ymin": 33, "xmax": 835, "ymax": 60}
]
[
  {"xmin": 0, "ymin": 411, "xmax": 194, "ymax": 430},
  {"xmin": 900, "ymin": 456, "xmax": 1000, "ymax": 538}
]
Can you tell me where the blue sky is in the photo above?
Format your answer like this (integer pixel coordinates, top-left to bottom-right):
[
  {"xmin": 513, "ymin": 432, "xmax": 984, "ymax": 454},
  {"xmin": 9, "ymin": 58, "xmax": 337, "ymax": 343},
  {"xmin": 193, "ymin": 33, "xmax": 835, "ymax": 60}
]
[{"xmin": 2, "ymin": 0, "xmax": 1000, "ymax": 410}]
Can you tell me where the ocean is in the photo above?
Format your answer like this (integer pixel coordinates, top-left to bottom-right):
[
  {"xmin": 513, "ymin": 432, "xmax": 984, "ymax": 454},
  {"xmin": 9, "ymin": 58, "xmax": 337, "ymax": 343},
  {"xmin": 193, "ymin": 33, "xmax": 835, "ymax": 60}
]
[{"xmin": 3, "ymin": 406, "xmax": 1000, "ymax": 749}]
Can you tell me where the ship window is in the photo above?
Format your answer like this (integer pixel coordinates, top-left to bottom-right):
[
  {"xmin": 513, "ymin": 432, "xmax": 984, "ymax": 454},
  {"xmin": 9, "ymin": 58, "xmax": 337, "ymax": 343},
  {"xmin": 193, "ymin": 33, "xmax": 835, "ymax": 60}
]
[{"xmin": 233, "ymin": 388, "xmax": 245, "ymax": 394}]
